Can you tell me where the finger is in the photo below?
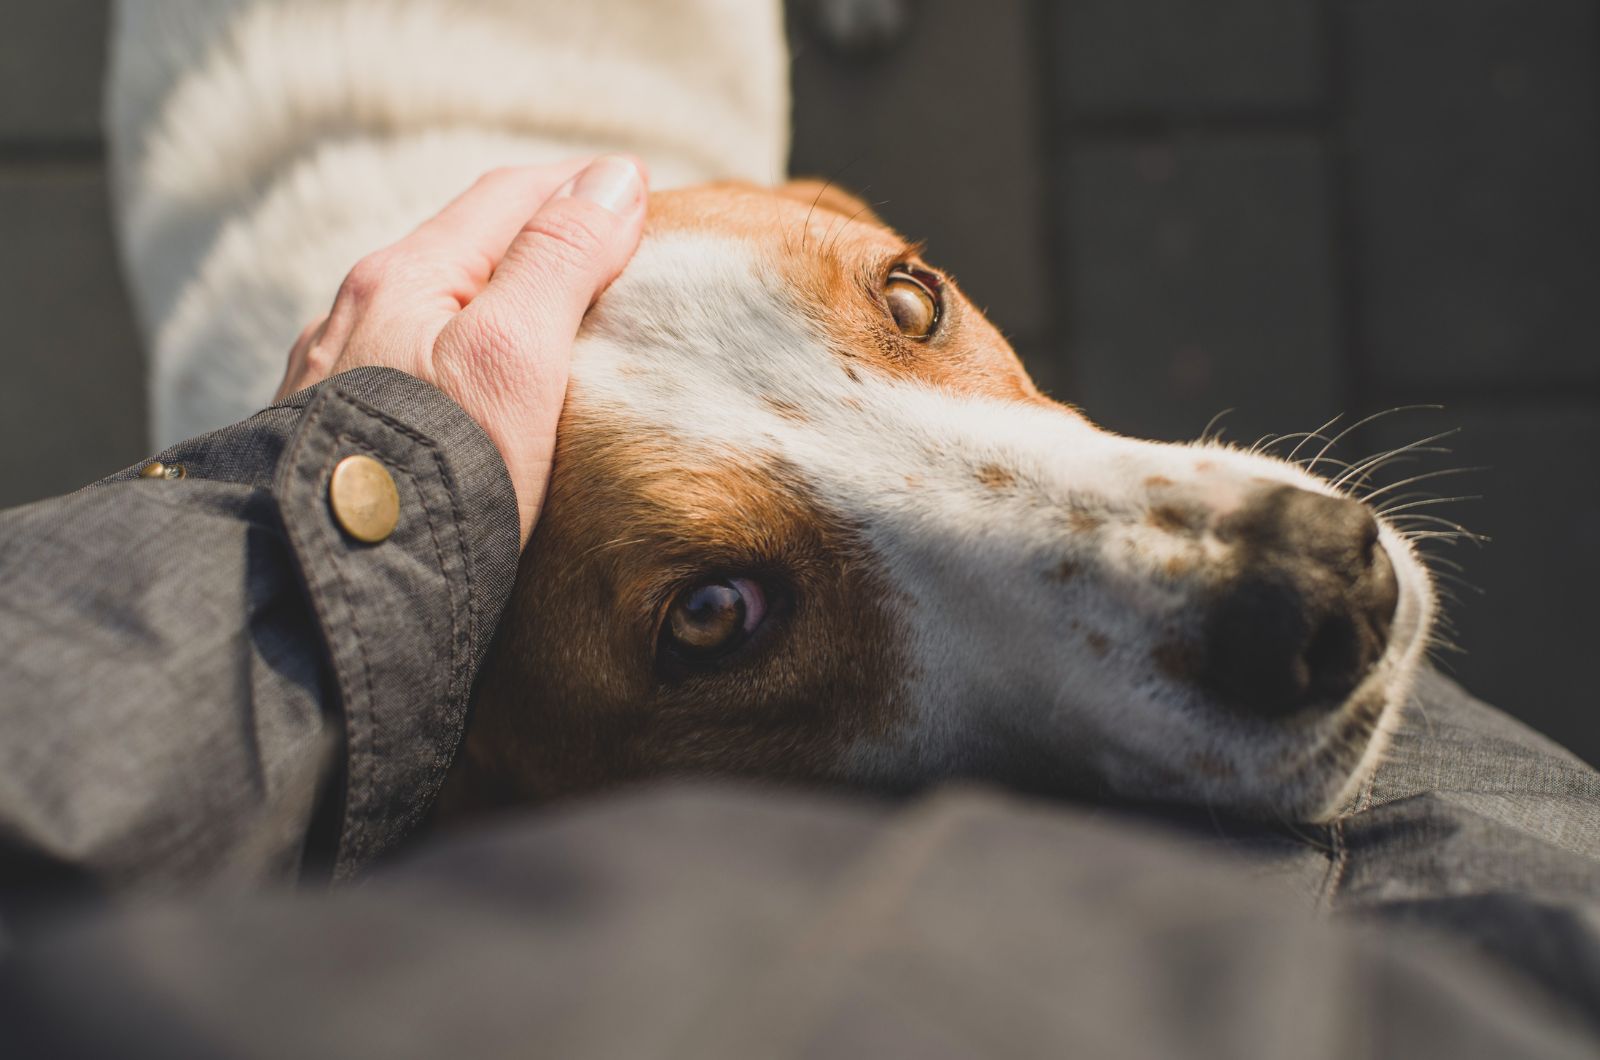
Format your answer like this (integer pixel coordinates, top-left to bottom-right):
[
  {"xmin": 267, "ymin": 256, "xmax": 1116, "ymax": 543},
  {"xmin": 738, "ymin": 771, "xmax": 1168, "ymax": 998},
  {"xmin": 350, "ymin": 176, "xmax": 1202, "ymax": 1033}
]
[
  {"xmin": 275, "ymin": 313, "xmax": 330, "ymax": 400},
  {"xmin": 452, "ymin": 155, "xmax": 647, "ymax": 348},
  {"xmin": 436, "ymin": 155, "xmax": 648, "ymax": 542},
  {"xmin": 398, "ymin": 159, "xmax": 601, "ymax": 294}
]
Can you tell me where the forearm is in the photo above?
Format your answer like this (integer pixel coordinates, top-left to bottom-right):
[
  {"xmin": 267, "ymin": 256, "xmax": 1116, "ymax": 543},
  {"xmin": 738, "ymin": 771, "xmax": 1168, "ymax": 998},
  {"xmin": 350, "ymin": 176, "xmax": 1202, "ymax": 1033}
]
[{"xmin": 0, "ymin": 367, "xmax": 519, "ymax": 911}]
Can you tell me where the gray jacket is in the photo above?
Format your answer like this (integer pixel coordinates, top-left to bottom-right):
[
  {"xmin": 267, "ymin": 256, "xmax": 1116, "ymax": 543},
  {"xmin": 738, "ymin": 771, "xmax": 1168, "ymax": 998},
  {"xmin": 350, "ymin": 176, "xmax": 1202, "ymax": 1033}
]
[
  {"xmin": 4, "ymin": 369, "xmax": 1600, "ymax": 1057},
  {"xmin": 0, "ymin": 367, "xmax": 519, "ymax": 900}
]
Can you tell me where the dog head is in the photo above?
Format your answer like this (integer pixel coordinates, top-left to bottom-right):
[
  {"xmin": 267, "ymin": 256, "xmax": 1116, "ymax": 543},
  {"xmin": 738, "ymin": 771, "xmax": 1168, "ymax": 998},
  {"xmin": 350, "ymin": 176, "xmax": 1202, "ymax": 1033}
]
[{"xmin": 447, "ymin": 181, "xmax": 1436, "ymax": 821}]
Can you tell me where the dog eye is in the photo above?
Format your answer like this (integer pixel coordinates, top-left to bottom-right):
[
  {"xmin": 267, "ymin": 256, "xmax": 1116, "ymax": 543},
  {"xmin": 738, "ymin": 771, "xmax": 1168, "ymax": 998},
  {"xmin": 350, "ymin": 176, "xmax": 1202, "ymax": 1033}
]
[
  {"xmin": 662, "ymin": 577, "xmax": 768, "ymax": 660},
  {"xmin": 884, "ymin": 269, "xmax": 940, "ymax": 340}
]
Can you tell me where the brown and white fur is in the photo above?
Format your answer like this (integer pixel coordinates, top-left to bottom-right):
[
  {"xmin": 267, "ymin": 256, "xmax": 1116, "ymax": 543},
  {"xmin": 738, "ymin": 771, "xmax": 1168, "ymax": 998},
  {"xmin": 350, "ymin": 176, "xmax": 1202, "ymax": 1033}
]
[{"xmin": 108, "ymin": 0, "xmax": 1434, "ymax": 822}]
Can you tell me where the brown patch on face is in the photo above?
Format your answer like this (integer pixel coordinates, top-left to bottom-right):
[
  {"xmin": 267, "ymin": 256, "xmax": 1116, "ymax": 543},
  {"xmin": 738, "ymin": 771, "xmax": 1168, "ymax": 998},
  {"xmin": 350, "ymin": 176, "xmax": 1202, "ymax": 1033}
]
[
  {"xmin": 1162, "ymin": 556, "xmax": 1193, "ymax": 579},
  {"xmin": 1050, "ymin": 558, "xmax": 1081, "ymax": 583},
  {"xmin": 643, "ymin": 183, "xmax": 1052, "ymax": 408},
  {"xmin": 761, "ymin": 395, "xmax": 810, "ymax": 423},
  {"xmin": 975, "ymin": 463, "xmax": 1016, "ymax": 490},
  {"xmin": 1144, "ymin": 475, "xmax": 1174, "ymax": 488},
  {"xmin": 442, "ymin": 404, "xmax": 911, "ymax": 810},
  {"xmin": 1147, "ymin": 504, "xmax": 1201, "ymax": 534},
  {"xmin": 1085, "ymin": 631, "xmax": 1111, "ymax": 657}
]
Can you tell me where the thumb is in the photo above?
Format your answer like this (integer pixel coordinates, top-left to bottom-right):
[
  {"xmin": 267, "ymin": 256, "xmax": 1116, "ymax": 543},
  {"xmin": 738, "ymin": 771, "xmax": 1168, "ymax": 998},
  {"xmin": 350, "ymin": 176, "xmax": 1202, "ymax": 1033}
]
[
  {"xmin": 461, "ymin": 154, "xmax": 647, "ymax": 336},
  {"xmin": 434, "ymin": 155, "xmax": 648, "ymax": 543}
]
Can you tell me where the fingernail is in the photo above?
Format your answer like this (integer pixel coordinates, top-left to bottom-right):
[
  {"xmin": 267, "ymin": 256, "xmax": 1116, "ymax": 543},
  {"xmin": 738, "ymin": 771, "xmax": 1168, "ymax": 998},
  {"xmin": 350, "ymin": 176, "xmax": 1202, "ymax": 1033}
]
[{"xmin": 560, "ymin": 156, "xmax": 643, "ymax": 216}]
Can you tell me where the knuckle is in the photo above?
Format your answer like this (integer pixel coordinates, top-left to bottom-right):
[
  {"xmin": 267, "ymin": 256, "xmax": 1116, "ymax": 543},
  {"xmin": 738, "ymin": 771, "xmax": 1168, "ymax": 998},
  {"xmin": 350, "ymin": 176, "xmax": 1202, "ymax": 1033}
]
[
  {"xmin": 339, "ymin": 247, "xmax": 418, "ymax": 302},
  {"xmin": 339, "ymin": 253, "xmax": 391, "ymax": 302},
  {"xmin": 523, "ymin": 206, "xmax": 609, "ymax": 269},
  {"xmin": 305, "ymin": 341, "xmax": 339, "ymax": 374}
]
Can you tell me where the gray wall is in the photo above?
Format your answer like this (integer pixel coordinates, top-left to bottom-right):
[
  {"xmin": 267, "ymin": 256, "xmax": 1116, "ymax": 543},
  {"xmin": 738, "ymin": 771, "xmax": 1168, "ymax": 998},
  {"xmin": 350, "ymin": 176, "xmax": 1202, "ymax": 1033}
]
[
  {"xmin": 4, "ymin": 2, "xmax": 1597, "ymax": 760},
  {"xmin": 1, "ymin": 4, "xmax": 143, "ymax": 506}
]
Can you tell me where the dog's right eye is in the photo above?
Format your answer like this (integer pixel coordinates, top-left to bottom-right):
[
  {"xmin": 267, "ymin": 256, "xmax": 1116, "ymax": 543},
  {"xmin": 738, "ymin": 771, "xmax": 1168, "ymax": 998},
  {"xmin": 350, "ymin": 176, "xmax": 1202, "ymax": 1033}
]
[
  {"xmin": 884, "ymin": 269, "xmax": 941, "ymax": 340},
  {"xmin": 661, "ymin": 577, "xmax": 768, "ymax": 663}
]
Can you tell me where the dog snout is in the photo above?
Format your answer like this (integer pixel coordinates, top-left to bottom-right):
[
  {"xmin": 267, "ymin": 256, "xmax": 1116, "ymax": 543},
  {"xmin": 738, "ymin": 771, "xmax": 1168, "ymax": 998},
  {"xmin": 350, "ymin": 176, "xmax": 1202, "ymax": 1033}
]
[{"xmin": 1194, "ymin": 485, "xmax": 1399, "ymax": 720}]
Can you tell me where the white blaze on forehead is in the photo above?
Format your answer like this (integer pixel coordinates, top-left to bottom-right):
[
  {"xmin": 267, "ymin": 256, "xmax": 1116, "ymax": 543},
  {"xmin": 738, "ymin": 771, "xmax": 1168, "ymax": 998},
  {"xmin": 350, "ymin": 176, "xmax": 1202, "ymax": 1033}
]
[
  {"xmin": 578, "ymin": 232, "xmax": 1084, "ymax": 468},
  {"xmin": 574, "ymin": 232, "xmax": 1125, "ymax": 532},
  {"xmin": 570, "ymin": 232, "xmax": 1434, "ymax": 811},
  {"xmin": 577, "ymin": 232, "xmax": 858, "ymax": 431}
]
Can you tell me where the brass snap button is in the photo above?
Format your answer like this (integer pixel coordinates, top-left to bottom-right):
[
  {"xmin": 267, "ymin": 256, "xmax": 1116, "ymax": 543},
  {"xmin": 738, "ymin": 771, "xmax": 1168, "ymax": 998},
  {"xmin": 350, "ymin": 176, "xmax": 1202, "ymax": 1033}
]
[
  {"xmin": 328, "ymin": 454, "xmax": 400, "ymax": 543},
  {"xmin": 139, "ymin": 461, "xmax": 186, "ymax": 480}
]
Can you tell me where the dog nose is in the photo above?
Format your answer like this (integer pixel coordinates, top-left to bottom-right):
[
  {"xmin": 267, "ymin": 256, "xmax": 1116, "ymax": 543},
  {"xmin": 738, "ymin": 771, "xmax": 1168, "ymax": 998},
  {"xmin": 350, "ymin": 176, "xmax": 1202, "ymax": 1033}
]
[{"xmin": 1196, "ymin": 486, "xmax": 1399, "ymax": 719}]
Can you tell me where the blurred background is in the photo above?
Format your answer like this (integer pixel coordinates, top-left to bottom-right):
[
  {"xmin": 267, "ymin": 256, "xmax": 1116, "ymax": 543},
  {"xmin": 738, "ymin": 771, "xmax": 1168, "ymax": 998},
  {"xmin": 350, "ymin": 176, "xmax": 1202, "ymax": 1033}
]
[{"xmin": 2, "ymin": 1, "xmax": 1596, "ymax": 759}]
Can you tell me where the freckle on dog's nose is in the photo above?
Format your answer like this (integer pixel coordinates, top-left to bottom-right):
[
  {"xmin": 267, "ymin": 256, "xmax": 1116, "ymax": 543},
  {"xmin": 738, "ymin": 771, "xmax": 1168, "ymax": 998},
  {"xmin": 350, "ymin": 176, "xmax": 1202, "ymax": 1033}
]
[{"xmin": 1196, "ymin": 486, "xmax": 1399, "ymax": 719}]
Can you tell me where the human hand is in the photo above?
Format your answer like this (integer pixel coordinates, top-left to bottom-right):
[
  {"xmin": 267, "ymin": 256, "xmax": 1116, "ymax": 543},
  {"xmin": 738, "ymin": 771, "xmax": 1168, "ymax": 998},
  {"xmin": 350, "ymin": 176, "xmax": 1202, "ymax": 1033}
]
[{"xmin": 276, "ymin": 156, "xmax": 648, "ymax": 544}]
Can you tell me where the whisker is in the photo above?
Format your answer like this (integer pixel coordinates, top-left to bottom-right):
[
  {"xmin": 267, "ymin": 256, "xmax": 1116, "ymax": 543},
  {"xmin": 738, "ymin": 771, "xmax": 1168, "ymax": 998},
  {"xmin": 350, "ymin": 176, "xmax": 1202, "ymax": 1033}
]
[
  {"xmin": 1305, "ymin": 405, "xmax": 1443, "ymax": 478},
  {"xmin": 1417, "ymin": 553, "xmax": 1468, "ymax": 575},
  {"xmin": 1360, "ymin": 466, "xmax": 1485, "ymax": 506},
  {"xmin": 1338, "ymin": 452, "xmax": 1439, "ymax": 495},
  {"xmin": 1388, "ymin": 513, "xmax": 1486, "ymax": 542},
  {"xmin": 1366, "ymin": 489, "xmax": 1436, "ymax": 510},
  {"xmin": 823, "ymin": 200, "xmax": 880, "ymax": 261},
  {"xmin": 1412, "ymin": 697, "xmax": 1438, "ymax": 742},
  {"xmin": 1402, "ymin": 530, "xmax": 1476, "ymax": 543},
  {"xmin": 1348, "ymin": 461, "xmax": 1459, "ymax": 499},
  {"xmin": 1198, "ymin": 408, "xmax": 1236, "ymax": 444},
  {"xmin": 1285, "ymin": 412, "xmax": 1345, "ymax": 464},
  {"xmin": 801, "ymin": 178, "xmax": 835, "ymax": 252},
  {"xmin": 1426, "ymin": 635, "xmax": 1466, "ymax": 657},
  {"xmin": 1417, "ymin": 549, "xmax": 1473, "ymax": 571},
  {"xmin": 1425, "ymin": 570, "xmax": 1485, "ymax": 596},
  {"xmin": 1247, "ymin": 432, "xmax": 1281, "ymax": 456},
  {"xmin": 1426, "ymin": 612, "xmax": 1459, "ymax": 634},
  {"xmin": 1330, "ymin": 429, "xmax": 1460, "ymax": 492},
  {"xmin": 1374, "ymin": 494, "xmax": 1481, "ymax": 517},
  {"xmin": 795, "ymin": 153, "xmax": 870, "ymax": 253},
  {"xmin": 1298, "ymin": 454, "xmax": 1359, "ymax": 474},
  {"xmin": 1258, "ymin": 430, "xmax": 1315, "ymax": 456}
]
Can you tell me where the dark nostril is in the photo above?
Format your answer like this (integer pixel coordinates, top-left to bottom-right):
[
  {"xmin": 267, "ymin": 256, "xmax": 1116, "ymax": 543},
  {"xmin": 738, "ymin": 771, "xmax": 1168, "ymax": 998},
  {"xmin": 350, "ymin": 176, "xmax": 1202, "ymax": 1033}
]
[
  {"xmin": 1303, "ymin": 613, "xmax": 1360, "ymax": 703},
  {"xmin": 1354, "ymin": 506, "xmax": 1382, "ymax": 568},
  {"xmin": 1197, "ymin": 486, "xmax": 1400, "ymax": 720}
]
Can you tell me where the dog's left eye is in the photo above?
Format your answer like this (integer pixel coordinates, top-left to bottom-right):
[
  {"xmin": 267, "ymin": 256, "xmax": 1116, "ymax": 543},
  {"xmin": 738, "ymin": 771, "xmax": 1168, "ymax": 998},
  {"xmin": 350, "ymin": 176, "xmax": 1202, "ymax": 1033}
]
[
  {"xmin": 661, "ymin": 577, "xmax": 768, "ymax": 662},
  {"xmin": 884, "ymin": 268, "xmax": 941, "ymax": 340}
]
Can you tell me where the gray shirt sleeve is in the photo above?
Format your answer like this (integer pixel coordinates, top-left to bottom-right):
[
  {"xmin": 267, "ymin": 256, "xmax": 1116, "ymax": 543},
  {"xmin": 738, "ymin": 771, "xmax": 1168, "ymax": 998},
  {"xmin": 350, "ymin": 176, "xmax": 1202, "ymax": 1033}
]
[{"xmin": 0, "ymin": 367, "xmax": 520, "ymax": 906}]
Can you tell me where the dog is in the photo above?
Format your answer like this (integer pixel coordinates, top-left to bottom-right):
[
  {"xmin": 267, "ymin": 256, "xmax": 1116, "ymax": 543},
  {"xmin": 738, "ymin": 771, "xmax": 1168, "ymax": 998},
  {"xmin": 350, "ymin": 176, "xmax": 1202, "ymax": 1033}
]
[{"xmin": 108, "ymin": 0, "xmax": 1435, "ymax": 822}]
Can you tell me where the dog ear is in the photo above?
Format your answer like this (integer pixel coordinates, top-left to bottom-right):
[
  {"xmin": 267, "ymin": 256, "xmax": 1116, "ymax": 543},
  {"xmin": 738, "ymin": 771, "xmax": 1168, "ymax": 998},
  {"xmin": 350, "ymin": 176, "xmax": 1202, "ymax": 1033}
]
[{"xmin": 777, "ymin": 179, "xmax": 882, "ymax": 227}]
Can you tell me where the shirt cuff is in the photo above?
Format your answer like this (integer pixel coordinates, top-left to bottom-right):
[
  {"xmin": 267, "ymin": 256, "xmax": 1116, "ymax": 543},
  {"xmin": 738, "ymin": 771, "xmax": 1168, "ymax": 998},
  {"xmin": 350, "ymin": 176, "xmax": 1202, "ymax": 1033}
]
[{"xmin": 271, "ymin": 367, "xmax": 519, "ymax": 879}]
